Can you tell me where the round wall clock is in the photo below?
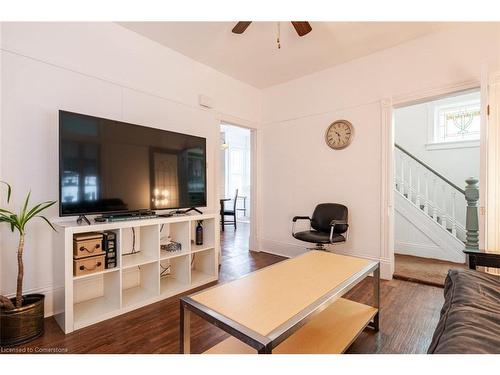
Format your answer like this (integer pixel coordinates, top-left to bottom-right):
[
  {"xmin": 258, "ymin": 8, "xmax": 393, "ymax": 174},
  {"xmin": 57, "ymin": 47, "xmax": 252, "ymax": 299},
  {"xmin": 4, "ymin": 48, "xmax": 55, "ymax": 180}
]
[{"xmin": 325, "ymin": 120, "xmax": 354, "ymax": 150}]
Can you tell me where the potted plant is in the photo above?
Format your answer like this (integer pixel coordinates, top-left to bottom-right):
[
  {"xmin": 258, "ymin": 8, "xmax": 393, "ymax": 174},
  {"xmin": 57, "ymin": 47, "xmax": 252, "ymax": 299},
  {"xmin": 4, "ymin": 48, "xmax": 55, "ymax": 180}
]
[{"xmin": 0, "ymin": 182, "xmax": 56, "ymax": 347}]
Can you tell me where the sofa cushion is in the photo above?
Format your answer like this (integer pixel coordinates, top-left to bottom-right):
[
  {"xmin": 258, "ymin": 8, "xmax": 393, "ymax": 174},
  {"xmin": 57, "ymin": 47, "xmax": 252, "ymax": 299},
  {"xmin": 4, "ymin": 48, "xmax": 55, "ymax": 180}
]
[{"xmin": 428, "ymin": 268, "xmax": 500, "ymax": 354}]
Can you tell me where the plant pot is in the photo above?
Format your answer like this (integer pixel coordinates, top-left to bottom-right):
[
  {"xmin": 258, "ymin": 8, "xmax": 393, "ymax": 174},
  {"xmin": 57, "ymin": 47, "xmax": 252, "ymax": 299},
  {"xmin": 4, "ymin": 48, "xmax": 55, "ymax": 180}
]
[{"xmin": 0, "ymin": 294, "xmax": 45, "ymax": 347}]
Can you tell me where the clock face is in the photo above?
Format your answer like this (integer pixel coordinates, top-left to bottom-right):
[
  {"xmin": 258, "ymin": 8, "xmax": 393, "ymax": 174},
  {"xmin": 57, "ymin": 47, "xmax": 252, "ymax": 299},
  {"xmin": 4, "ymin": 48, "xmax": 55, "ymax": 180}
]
[{"xmin": 325, "ymin": 120, "xmax": 354, "ymax": 150}]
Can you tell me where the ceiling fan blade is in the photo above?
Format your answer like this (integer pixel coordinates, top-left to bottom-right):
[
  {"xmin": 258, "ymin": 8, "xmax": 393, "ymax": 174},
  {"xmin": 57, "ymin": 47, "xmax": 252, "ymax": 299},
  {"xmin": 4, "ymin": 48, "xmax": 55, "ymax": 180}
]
[
  {"xmin": 232, "ymin": 22, "xmax": 252, "ymax": 34},
  {"xmin": 291, "ymin": 21, "xmax": 312, "ymax": 37}
]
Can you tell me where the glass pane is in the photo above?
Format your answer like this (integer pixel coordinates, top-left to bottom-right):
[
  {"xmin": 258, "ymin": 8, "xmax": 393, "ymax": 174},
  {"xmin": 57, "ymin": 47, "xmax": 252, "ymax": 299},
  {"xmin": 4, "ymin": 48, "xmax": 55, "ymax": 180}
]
[{"xmin": 437, "ymin": 103, "xmax": 480, "ymax": 142}]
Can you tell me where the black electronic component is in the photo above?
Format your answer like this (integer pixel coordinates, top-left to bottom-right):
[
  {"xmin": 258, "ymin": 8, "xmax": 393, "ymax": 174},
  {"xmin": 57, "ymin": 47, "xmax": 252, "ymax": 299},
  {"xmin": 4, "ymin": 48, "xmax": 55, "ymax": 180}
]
[{"xmin": 102, "ymin": 231, "xmax": 117, "ymax": 269}]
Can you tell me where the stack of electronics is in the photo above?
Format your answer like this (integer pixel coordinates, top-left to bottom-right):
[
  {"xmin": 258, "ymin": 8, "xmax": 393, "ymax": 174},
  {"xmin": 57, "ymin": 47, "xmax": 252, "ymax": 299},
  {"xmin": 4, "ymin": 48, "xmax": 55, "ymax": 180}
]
[
  {"xmin": 73, "ymin": 232, "xmax": 105, "ymax": 277},
  {"xmin": 102, "ymin": 231, "xmax": 117, "ymax": 269}
]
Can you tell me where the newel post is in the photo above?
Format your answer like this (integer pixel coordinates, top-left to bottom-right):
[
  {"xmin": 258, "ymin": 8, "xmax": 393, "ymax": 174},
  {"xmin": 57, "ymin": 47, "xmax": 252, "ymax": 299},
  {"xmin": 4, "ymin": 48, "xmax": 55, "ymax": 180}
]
[{"xmin": 465, "ymin": 177, "xmax": 479, "ymax": 250}]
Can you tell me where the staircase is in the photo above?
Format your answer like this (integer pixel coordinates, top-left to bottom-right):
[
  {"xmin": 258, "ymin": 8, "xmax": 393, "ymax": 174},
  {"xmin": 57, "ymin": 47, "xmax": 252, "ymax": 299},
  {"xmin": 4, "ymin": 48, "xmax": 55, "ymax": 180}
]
[{"xmin": 394, "ymin": 144, "xmax": 479, "ymax": 263}]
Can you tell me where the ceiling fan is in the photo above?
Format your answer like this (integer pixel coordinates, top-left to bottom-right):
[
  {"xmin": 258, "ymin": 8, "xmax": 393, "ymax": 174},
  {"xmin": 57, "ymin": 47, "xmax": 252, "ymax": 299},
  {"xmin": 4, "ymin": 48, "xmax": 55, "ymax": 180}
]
[{"xmin": 232, "ymin": 21, "xmax": 312, "ymax": 37}]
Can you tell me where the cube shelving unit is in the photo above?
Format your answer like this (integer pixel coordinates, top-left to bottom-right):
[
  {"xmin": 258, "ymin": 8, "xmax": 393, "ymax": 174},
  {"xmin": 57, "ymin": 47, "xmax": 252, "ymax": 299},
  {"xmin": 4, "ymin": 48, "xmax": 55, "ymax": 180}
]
[{"xmin": 53, "ymin": 213, "xmax": 218, "ymax": 334}]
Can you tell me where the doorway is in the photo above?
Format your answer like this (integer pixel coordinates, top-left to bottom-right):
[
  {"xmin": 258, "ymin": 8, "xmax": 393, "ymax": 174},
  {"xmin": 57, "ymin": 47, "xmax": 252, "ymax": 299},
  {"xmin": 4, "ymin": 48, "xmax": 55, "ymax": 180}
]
[
  {"xmin": 219, "ymin": 123, "xmax": 252, "ymax": 261},
  {"xmin": 392, "ymin": 89, "xmax": 481, "ymax": 286}
]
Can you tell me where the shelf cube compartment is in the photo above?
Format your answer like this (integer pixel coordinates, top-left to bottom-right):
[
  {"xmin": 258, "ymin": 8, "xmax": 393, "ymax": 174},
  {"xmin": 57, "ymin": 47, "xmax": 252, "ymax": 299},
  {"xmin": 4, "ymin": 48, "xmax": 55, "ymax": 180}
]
[
  {"xmin": 160, "ymin": 221, "xmax": 190, "ymax": 259},
  {"xmin": 121, "ymin": 225, "xmax": 159, "ymax": 268},
  {"xmin": 73, "ymin": 269, "xmax": 121, "ymax": 329},
  {"xmin": 191, "ymin": 218, "xmax": 215, "ymax": 253},
  {"xmin": 122, "ymin": 261, "xmax": 159, "ymax": 308},
  {"xmin": 190, "ymin": 248, "xmax": 217, "ymax": 286},
  {"xmin": 160, "ymin": 255, "xmax": 190, "ymax": 297}
]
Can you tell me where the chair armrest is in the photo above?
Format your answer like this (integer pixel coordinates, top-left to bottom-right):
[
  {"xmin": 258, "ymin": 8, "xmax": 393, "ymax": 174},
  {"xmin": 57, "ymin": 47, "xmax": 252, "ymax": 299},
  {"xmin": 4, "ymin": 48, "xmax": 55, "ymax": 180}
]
[
  {"xmin": 292, "ymin": 216, "xmax": 311, "ymax": 222},
  {"xmin": 330, "ymin": 219, "xmax": 348, "ymax": 226},
  {"xmin": 329, "ymin": 220, "xmax": 349, "ymax": 243},
  {"xmin": 292, "ymin": 216, "xmax": 311, "ymax": 236},
  {"xmin": 464, "ymin": 249, "xmax": 500, "ymax": 270}
]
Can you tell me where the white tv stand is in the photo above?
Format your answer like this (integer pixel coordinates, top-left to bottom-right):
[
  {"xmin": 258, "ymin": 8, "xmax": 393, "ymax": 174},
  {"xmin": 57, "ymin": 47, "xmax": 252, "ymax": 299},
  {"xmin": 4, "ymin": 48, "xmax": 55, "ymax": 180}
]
[{"xmin": 53, "ymin": 213, "xmax": 219, "ymax": 334}]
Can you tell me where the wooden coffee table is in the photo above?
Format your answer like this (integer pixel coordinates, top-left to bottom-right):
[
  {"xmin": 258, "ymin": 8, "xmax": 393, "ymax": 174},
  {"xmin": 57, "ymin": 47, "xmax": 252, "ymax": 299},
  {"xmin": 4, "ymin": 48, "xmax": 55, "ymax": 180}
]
[{"xmin": 180, "ymin": 251, "xmax": 380, "ymax": 354}]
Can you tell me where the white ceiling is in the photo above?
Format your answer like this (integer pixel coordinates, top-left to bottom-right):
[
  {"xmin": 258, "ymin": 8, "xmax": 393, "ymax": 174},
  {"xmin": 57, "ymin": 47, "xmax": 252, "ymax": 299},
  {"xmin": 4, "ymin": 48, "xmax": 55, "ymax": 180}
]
[{"xmin": 118, "ymin": 22, "xmax": 455, "ymax": 88}]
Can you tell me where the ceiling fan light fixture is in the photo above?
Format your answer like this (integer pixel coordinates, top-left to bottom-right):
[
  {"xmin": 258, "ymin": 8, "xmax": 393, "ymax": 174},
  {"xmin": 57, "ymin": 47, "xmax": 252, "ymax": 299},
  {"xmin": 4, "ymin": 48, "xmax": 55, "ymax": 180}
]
[{"xmin": 231, "ymin": 21, "xmax": 312, "ymax": 41}]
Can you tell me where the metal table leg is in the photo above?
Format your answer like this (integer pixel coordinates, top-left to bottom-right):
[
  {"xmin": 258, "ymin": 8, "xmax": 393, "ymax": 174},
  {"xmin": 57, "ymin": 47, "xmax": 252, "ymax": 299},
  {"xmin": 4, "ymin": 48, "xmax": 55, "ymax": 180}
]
[
  {"xmin": 180, "ymin": 301, "xmax": 191, "ymax": 353},
  {"xmin": 370, "ymin": 265, "xmax": 380, "ymax": 332}
]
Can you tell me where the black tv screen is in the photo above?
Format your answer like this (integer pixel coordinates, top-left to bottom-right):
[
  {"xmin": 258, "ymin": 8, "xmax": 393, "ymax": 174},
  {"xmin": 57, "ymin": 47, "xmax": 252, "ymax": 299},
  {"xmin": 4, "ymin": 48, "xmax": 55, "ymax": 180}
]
[{"xmin": 59, "ymin": 110, "xmax": 207, "ymax": 216}]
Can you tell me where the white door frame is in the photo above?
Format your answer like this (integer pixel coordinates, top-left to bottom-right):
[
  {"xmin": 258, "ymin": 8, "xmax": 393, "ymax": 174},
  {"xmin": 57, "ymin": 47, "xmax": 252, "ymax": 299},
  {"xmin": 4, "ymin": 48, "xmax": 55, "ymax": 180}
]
[
  {"xmin": 217, "ymin": 113, "xmax": 260, "ymax": 252},
  {"xmin": 381, "ymin": 79, "xmax": 486, "ymax": 277},
  {"xmin": 485, "ymin": 71, "xmax": 500, "ymax": 256}
]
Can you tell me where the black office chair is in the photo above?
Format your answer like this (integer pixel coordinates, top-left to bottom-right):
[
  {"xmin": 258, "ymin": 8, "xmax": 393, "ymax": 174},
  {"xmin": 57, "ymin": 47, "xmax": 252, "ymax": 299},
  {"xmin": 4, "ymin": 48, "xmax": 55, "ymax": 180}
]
[
  {"xmin": 292, "ymin": 203, "xmax": 349, "ymax": 250},
  {"xmin": 220, "ymin": 189, "xmax": 238, "ymax": 231}
]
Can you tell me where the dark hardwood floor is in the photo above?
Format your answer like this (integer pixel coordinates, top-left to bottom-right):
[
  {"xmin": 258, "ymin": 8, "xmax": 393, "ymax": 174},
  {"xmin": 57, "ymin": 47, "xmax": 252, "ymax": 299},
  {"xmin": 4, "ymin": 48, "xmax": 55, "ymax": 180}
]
[{"xmin": 10, "ymin": 222, "xmax": 444, "ymax": 354}]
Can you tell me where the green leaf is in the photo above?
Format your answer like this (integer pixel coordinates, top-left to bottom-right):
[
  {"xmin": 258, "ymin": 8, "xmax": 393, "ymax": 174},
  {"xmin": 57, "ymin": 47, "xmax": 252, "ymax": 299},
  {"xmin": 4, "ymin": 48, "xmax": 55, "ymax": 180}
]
[
  {"xmin": 0, "ymin": 213, "xmax": 13, "ymax": 222},
  {"xmin": 0, "ymin": 181, "xmax": 12, "ymax": 203},
  {"xmin": 0, "ymin": 213, "xmax": 21, "ymax": 233},
  {"xmin": 0, "ymin": 214, "xmax": 15, "ymax": 226},
  {"xmin": 23, "ymin": 202, "xmax": 44, "ymax": 223},
  {"xmin": 25, "ymin": 201, "xmax": 56, "ymax": 223},
  {"xmin": 9, "ymin": 214, "xmax": 22, "ymax": 232},
  {"xmin": 20, "ymin": 190, "xmax": 31, "ymax": 223},
  {"xmin": 0, "ymin": 208, "xmax": 15, "ymax": 216},
  {"xmin": 37, "ymin": 215, "xmax": 57, "ymax": 232}
]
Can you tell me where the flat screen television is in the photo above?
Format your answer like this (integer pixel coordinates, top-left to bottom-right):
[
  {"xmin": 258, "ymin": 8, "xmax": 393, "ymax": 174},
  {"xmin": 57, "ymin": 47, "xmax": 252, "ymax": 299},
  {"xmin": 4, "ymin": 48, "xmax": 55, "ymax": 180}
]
[{"xmin": 59, "ymin": 110, "xmax": 207, "ymax": 216}]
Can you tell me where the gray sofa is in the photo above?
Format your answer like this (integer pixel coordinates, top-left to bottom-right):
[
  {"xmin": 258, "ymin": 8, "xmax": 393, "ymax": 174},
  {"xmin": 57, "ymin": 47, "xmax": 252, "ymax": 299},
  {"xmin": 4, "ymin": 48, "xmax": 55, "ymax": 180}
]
[{"xmin": 428, "ymin": 250, "xmax": 500, "ymax": 354}]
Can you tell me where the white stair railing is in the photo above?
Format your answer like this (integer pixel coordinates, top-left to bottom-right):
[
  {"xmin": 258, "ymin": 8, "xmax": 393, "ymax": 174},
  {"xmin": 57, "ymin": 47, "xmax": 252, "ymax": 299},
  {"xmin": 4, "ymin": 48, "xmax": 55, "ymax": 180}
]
[{"xmin": 394, "ymin": 144, "xmax": 467, "ymax": 242}]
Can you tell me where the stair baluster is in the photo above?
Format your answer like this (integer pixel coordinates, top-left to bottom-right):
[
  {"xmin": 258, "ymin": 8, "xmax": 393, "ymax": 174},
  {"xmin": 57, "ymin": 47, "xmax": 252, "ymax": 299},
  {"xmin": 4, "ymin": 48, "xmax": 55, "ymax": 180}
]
[
  {"xmin": 451, "ymin": 190, "xmax": 457, "ymax": 236},
  {"xmin": 400, "ymin": 154, "xmax": 405, "ymax": 195},
  {"xmin": 432, "ymin": 177, "xmax": 438, "ymax": 221},
  {"xmin": 415, "ymin": 165, "xmax": 421, "ymax": 208},
  {"xmin": 423, "ymin": 172, "xmax": 429, "ymax": 215},
  {"xmin": 394, "ymin": 155, "xmax": 399, "ymax": 192},
  {"xmin": 408, "ymin": 161, "xmax": 413, "ymax": 203},
  {"xmin": 441, "ymin": 184, "xmax": 447, "ymax": 230}
]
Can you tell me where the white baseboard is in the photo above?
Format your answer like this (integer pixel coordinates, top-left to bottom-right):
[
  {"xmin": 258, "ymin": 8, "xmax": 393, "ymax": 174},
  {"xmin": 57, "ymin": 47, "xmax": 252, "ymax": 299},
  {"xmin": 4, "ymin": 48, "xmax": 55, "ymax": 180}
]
[
  {"xmin": 259, "ymin": 238, "xmax": 393, "ymax": 280},
  {"xmin": 259, "ymin": 238, "xmax": 307, "ymax": 258},
  {"xmin": 5, "ymin": 285, "xmax": 63, "ymax": 318}
]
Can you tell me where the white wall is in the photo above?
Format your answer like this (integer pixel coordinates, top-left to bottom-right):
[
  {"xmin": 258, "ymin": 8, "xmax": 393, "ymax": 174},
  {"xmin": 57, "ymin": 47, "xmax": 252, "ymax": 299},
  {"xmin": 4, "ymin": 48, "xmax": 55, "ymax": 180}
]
[
  {"xmin": 259, "ymin": 23, "xmax": 500, "ymax": 278},
  {"xmin": 0, "ymin": 22, "xmax": 262, "ymax": 315}
]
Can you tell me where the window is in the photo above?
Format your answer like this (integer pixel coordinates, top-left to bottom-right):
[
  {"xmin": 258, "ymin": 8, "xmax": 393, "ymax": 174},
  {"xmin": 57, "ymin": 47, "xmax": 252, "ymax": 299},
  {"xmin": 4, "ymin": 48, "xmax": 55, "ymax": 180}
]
[
  {"xmin": 427, "ymin": 92, "xmax": 480, "ymax": 150},
  {"xmin": 436, "ymin": 102, "xmax": 480, "ymax": 142}
]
